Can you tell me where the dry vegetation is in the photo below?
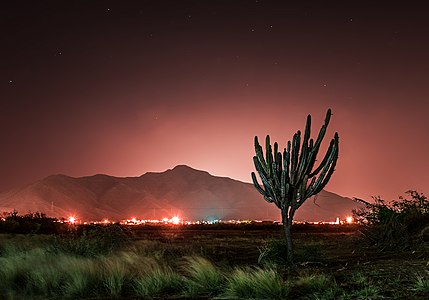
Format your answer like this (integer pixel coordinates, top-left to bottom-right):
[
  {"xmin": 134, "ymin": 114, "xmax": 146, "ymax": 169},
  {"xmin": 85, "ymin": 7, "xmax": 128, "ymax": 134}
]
[{"xmin": 0, "ymin": 222, "xmax": 428, "ymax": 299}]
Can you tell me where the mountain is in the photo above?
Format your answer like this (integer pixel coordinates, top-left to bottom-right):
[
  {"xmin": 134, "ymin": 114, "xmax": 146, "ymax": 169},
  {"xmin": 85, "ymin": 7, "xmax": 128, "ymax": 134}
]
[{"xmin": 0, "ymin": 165, "xmax": 358, "ymax": 222}]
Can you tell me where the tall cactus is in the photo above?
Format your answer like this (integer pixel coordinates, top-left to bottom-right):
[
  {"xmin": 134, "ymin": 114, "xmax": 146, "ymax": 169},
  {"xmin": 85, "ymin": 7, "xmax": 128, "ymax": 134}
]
[{"xmin": 251, "ymin": 109, "xmax": 339, "ymax": 264}]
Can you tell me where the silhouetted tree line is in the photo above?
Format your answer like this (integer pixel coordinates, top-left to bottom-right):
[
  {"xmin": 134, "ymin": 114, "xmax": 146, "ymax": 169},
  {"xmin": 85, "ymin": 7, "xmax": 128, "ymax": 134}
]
[{"xmin": 0, "ymin": 211, "xmax": 68, "ymax": 234}]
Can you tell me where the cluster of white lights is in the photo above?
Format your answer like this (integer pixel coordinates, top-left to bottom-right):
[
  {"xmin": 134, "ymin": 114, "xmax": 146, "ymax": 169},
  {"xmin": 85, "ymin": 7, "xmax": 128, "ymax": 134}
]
[
  {"xmin": 123, "ymin": 216, "xmax": 182, "ymax": 225},
  {"xmin": 64, "ymin": 216, "xmax": 114, "ymax": 225},
  {"xmin": 296, "ymin": 216, "xmax": 354, "ymax": 225}
]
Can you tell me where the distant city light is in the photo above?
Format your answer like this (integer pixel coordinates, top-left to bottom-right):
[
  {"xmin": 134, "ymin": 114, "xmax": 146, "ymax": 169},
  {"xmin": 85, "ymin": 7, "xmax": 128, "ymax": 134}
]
[{"xmin": 54, "ymin": 216, "xmax": 357, "ymax": 226}]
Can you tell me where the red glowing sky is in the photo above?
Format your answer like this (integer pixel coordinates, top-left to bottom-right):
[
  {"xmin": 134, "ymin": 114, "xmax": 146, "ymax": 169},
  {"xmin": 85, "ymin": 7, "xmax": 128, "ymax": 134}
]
[{"xmin": 1, "ymin": 1, "xmax": 428, "ymax": 201}]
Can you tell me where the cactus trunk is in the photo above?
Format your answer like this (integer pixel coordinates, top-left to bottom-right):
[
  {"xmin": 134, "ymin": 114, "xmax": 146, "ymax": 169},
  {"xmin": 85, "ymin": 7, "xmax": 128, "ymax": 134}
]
[{"xmin": 282, "ymin": 208, "xmax": 294, "ymax": 265}]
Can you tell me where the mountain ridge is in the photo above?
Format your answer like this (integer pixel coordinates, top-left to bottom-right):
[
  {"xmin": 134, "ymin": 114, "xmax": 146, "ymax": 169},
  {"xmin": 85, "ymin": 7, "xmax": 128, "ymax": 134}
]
[{"xmin": 0, "ymin": 165, "xmax": 358, "ymax": 222}]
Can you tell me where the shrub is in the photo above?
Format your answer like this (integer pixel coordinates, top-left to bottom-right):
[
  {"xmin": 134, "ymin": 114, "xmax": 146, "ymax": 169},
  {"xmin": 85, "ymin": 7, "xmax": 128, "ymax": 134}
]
[{"xmin": 353, "ymin": 190, "xmax": 429, "ymax": 249}]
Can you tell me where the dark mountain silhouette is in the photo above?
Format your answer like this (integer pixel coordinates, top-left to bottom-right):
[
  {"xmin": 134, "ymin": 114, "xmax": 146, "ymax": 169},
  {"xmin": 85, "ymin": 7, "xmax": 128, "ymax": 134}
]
[{"xmin": 0, "ymin": 165, "xmax": 358, "ymax": 222}]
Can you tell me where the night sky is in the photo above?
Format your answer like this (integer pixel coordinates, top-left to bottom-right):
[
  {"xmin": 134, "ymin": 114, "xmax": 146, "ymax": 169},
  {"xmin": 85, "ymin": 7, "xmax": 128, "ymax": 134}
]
[{"xmin": 1, "ymin": 1, "xmax": 428, "ymax": 201}]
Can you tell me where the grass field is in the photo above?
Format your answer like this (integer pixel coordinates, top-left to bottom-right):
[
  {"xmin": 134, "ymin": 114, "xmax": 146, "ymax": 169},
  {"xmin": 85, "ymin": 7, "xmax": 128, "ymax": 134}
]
[{"xmin": 0, "ymin": 224, "xmax": 428, "ymax": 299}]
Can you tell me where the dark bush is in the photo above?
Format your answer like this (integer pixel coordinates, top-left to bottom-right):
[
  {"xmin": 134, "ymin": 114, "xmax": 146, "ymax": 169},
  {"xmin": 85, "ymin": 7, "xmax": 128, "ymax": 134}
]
[
  {"xmin": 0, "ymin": 211, "xmax": 67, "ymax": 234},
  {"xmin": 353, "ymin": 190, "xmax": 429, "ymax": 249}
]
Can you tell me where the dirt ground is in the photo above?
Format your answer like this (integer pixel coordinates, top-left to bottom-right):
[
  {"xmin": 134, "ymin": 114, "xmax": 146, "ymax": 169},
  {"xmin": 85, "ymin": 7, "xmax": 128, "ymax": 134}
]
[{"xmin": 129, "ymin": 224, "xmax": 429, "ymax": 299}]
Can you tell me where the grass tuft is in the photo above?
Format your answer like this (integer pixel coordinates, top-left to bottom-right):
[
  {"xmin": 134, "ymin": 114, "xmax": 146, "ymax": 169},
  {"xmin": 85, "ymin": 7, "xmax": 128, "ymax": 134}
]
[
  {"xmin": 103, "ymin": 258, "xmax": 128, "ymax": 298},
  {"xmin": 350, "ymin": 272, "xmax": 368, "ymax": 287},
  {"xmin": 224, "ymin": 267, "xmax": 289, "ymax": 299},
  {"xmin": 414, "ymin": 275, "xmax": 429, "ymax": 292},
  {"xmin": 61, "ymin": 257, "xmax": 101, "ymax": 298},
  {"xmin": 349, "ymin": 285, "xmax": 381, "ymax": 299},
  {"xmin": 134, "ymin": 268, "xmax": 184, "ymax": 298},
  {"xmin": 294, "ymin": 273, "xmax": 335, "ymax": 294},
  {"xmin": 183, "ymin": 256, "xmax": 225, "ymax": 296}
]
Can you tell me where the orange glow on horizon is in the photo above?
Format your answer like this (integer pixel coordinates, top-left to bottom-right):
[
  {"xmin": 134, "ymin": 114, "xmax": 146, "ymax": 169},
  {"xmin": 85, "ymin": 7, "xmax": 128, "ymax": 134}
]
[
  {"xmin": 68, "ymin": 216, "xmax": 76, "ymax": 224},
  {"xmin": 171, "ymin": 216, "xmax": 180, "ymax": 225},
  {"xmin": 346, "ymin": 216, "xmax": 353, "ymax": 224}
]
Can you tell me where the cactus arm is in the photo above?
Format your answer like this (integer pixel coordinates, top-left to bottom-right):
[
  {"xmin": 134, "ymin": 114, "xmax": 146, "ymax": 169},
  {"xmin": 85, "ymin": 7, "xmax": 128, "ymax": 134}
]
[
  {"xmin": 309, "ymin": 138, "xmax": 335, "ymax": 177},
  {"xmin": 325, "ymin": 108, "xmax": 332, "ymax": 123},
  {"xmin": 296, "ymin": 115, "xmax": 311, "ymax": 184},
  {"xmin": 281, "ymin": 170, "xmax": 286, "ymax": 199},
  {"xmin": 276, "ymin": 152, "xmax": 283, "ymax": 174},
  {"xmin": 283, "ymin": 143, "xmax": 291, "ymax": 182},
  {"xmin": 307, "ymin": 137, "xmax": 338, "ymax": 196},
  {"xmin": 298, "ymin": 175, "xmax": 309, "ymax": 203},
  {"xmin": 259, "ymin": 171, "xmax": 277, "ymax": 203},
  {"xmin": 251, "ymin": 171, "xmax": 267, "ymax": 196},
  {"xmin": 265, "ymin": 135, "xmax": 273, "ymax": 177},
  {"xmin": 309, "ymin": 109, "xmax": 331, "ymax": 160},
  {"xmin": 274, "ymin": 142, "xmax": 279, "ymax": 162},
  {"xmin": 304, "ymin": 176, "xmax": 318, "ymax": 199},
  {"xmin": 272, "ymin": 162, "xmax": 282, "ymax": 194},
  {"xmin": 253, "ymin": 156, "xmax": 268, "ymax": 180},
  {"xmin": 290, "ymin": 131, "xmax": 301, "ymax": 185},
  {"xmin": 304, "ymin": 138, "xmax": 316, "ymax": 175},
  {"xmin": 308, "ymin": 158, "xmax": 332, "ymax": 196},
  {"xmin": 254, "ymin": 136, "xmax": 269, "ymax": 174},
  {"xmin": 312, "ymin": 133, "xmax": 339, "ymax": 194}
]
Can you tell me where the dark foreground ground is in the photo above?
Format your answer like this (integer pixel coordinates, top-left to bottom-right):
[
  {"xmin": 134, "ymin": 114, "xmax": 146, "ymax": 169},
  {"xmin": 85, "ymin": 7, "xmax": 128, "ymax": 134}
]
[
  {"xmin": 129, "ymin": 224, "xmax": 429, "ymax": 299},
  {"xmin": 1, "ymin": 224, "xmax": 428, "ymax": 299}
]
